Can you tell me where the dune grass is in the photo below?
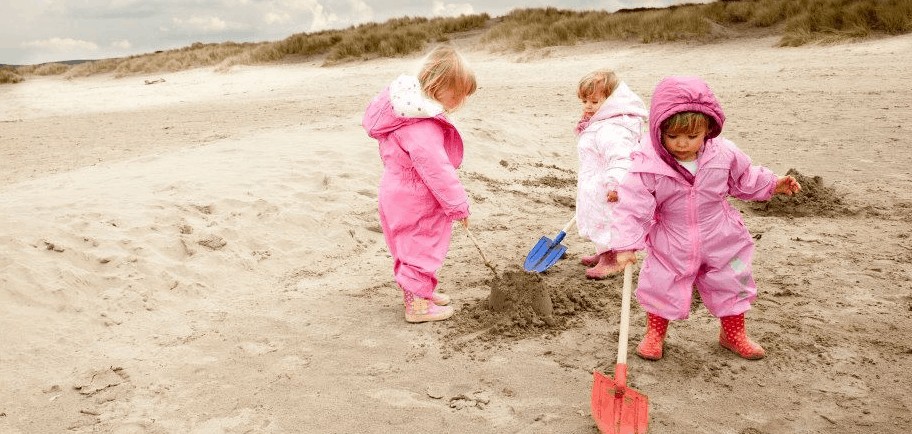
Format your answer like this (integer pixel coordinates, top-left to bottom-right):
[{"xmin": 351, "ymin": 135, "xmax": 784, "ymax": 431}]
[
  {"xmin": 4, "ymin": 0, "xmax": 911, "ymax": 82},
  {"xmin": 482, "ymin": 0, "xmax": 912, "ymax": 49},
  {"xmin": 0, "ymin": 68, "xmax": 24, "ymax": 84}
]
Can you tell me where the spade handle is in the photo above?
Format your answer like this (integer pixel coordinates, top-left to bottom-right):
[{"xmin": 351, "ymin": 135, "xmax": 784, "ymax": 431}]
[
  {"xmin": 617, "ymin": 264, "xmax": 634, "ymax": 366},
  {"xmin": 561, "ymin": 215, "xmax": 577, "ymax": 233},
  {"xmin": 465, "ymin": 227, "xmax": 498, "ymax": 276}
]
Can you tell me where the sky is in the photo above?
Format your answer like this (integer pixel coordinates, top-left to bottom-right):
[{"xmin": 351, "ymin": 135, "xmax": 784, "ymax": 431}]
[{"xmin": 1, "ymin": 0, "xmax": 710, "ymax": 65}]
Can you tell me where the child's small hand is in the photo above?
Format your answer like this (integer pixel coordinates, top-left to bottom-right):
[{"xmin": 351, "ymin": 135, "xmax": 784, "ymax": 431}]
[
  {"xmin": 607, "ymin": 190, "xmax": 619, "ymax": 202},
  {"xmin": 774, "ymin": 175, "xmax": 801, "ymax": 196}
]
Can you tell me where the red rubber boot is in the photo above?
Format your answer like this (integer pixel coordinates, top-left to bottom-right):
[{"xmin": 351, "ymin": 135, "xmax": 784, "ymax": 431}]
[
  {"xmin": 719, "ymin": 313, "xmax": 765, "ymax": 360},
  {"xmin": 636, "ymin": 312, "xmax": 669, "ymax": 360}
]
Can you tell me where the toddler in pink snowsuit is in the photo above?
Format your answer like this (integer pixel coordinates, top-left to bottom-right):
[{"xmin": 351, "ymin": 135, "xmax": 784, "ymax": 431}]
[
  {"xmin": 612, "ymin": 76, "xmax": 801, "ymax": 360},
  {"xmin": 362, "ymin": 46, "xmax": 477, "ymax": 323},
  {"xmin": 573, "ymin": 68, "xmax": 648, "ymax": 280}
]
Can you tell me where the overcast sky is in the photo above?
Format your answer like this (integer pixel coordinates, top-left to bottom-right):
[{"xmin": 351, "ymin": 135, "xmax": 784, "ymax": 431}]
[{"xmin": 1, "ymin": 0, "xmax": 710, "ymax": 65}]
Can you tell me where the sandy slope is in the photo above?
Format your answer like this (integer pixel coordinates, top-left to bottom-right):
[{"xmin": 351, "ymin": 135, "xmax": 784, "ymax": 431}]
[{"xmin": 1, "ymin": 34, "xmax": 911, "ymax": 433}]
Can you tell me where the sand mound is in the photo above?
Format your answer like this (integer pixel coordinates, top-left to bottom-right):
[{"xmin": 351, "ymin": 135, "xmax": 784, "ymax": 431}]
[
  {"xmin": 443, "ymin": 265, "xmax": 618, "ymax": 358},
  {"xmin": 747, "ymin": 169, "xmax": 855, "ymax": 217}
]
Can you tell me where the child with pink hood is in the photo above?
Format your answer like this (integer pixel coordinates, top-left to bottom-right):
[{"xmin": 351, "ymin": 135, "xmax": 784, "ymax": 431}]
[
  {"xmin": 612, "ymin": 76, "xmax": 801, "ymax": 360},
  {"xmin": 361, "ymin": 46, "xmax": 477, "ymax": 323}
]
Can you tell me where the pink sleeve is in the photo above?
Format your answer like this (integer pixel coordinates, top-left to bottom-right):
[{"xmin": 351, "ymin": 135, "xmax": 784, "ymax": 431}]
[
  {"xmin": 725, "ymin": 139, "xmax": 777, "ymax": 202},
  {"xmin": 398, "ymin": 124, "xmax": 470, "ymax": 219},
  {"xmin": 610, "ymin": 171, "xmax": 656, "ymax": 252}
]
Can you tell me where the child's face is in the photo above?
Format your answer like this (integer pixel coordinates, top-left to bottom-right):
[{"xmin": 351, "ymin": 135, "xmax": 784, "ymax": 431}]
[
  {"xmin": 580, "ymin": 94, "xmax": 607, "ymax": 118},
  {"xmin": 662, "ymin": 125, "xmax": 707, "ymax": 162}
]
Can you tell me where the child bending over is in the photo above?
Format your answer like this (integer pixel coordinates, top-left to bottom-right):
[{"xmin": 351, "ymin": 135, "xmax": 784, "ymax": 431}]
[{"xmin": 362, "ymin": 45, "xmax": 477, "ymax": 323}]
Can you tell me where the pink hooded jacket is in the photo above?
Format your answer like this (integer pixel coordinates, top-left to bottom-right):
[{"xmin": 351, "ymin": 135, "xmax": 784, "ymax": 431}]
[
  {"xmin": 610, "ymin": 76, "xmax": 777, "ymax": 319},
  {"xmin": 362, "ymin": 75, "xmax": 469, "ymax": 298}
]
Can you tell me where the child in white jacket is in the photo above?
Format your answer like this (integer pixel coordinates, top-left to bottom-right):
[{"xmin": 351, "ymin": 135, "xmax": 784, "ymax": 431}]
[{"xmin": 574, "ymin": 69, "xmax": 648, "ymax": 279}]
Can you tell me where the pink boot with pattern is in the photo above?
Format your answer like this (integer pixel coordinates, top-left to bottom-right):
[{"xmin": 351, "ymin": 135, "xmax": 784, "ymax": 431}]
[
  {"xmin": 404, "ymin": 292, "xmax": 453, "ymax": 323},
  {"xmin": 636, "ymin": 312, "xmax": 669, "ymax": 360},
  {"xmin": 719, "ymin": 313, "xmax": 765, "ymax": 360}
]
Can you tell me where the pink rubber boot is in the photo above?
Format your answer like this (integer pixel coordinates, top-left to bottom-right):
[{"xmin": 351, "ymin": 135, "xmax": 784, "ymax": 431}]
[
  {"xmin": 580, "ymin": 253, "xmax": 600, "ymax": 267},
  {"xmin": 636, "ymin": 312, "xmax": 669, "ymax": 360},
  {"xmin": 585, "ymin": 251, "xmax": 624, "ymax": 280},
  {"xmin": 719, "ymin": 313, "xmax": 765, "ymax": 360},
  {"xmin": 404, "ymin": 292, "xmax": 454, "ymax": 323}
]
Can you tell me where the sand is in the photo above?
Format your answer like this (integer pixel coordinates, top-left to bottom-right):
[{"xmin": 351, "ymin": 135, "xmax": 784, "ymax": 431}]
[{"xmin": 1, "ymin": 34, "xmax": 911, "ymax": 433}]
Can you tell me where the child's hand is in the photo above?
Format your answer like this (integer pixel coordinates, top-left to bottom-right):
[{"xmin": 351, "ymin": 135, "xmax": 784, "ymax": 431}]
[
  {"xmin": 458, "ymin": 218, "xmax": 469, "ymax": 229},
  {"xmin": 774, "ymin": 175, "xmax": 801, "ymax": 196},
  {"xmin": 607, "ymin": 190, "xmax": 619, "ymax": 202},
  {"xmin": 615, "ymin": 251, "xmax": 637, "ymax": 267}
]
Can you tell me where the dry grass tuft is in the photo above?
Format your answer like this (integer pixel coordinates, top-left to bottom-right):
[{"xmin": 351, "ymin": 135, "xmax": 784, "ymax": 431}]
[
  {"xmin": 2, "ymin": 0, "xmax": 910, "ymax": 84},
  {"xmin": 0, "ymin": 68, "xmax": 24, "ymax": 84}
]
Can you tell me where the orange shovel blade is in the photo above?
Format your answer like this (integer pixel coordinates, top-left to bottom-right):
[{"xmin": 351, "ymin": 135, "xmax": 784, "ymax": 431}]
[{"xmin": 591, "ymin": 369, "xmax": 649, "ymax": 434}]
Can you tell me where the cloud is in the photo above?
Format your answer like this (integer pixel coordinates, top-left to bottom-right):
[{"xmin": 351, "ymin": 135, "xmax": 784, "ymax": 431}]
[
  {"xmin": 170, "ymin": 16, "xmax": 237, "ymax": 33},
  {"xmin": 22, "ymin": 37, "xmax": 99, "ymax": 52},
  {"xmin": 264, "ymin": 12, "xmax": 293, "ymax": 25},
  {"xmin": 308, "ymin": 3, "xmax": 340, "ymax": 32},
  {"xmin": 47, "ymin": 0, "xmax": 158, "ymax": 19},
  {"xmin": 348, "ymin": 0, "xmax": 374, "ymax": 24},
  {"xmin": 432, "ymin": 1, "xmax": 474, "ymax": 17},
  {"xmin": 111, "ymin": 39, "xmax": 132, "ymax": 49}
]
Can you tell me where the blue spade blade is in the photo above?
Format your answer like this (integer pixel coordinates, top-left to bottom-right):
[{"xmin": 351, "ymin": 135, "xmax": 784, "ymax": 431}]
[
  {"xmin": 524, "ymin": 236, "xmax": 552, "ymax": 271},
  {"xmin": 533, "ymin": 243, "xmax": 567, "ymax": 272},
  {"xmin": 523, "ymin": 230, "xmax": 568, "ymax": 273}
]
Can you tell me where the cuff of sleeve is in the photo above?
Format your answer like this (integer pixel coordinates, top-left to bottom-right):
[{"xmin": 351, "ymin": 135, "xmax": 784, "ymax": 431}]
[{"xmin": 447, "ymin": 202, "xmax": 470, "ymax": 220}]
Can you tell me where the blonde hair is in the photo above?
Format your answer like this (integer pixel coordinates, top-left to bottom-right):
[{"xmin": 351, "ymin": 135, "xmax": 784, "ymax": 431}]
[
  {"xmin": 577, "ymin": 69, "xmax": 619, "ymax": 100},
  {"xmin": 418, "ymin": 45, "xmax": 477, "ymax": 110},
  {"xmin": 661, "ymin": 112, "xmax": 713, "ymax": 135}
]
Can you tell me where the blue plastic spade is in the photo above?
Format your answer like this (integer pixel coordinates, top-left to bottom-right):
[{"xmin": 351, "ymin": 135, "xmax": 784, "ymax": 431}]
[{"xmin": 523, "ymin": 216, "xmax": 576, "ymax": 273}]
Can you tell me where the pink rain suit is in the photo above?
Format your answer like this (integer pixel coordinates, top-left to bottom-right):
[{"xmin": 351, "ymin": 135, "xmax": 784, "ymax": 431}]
[
  {"xmin": 362, "ymin": 75, "xmax": 470, "ymax": 299},
  {"xmin": 610, "ymin": 76, "xmax": 777, "ymax": 320},
  {"xmin": 576, "ymin": 82, "xmax": 648, "ymax": 254}
]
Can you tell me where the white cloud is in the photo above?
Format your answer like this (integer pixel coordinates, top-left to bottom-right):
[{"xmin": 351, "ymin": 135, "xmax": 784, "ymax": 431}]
[
  {"xmin": 308, "ymin": 3, "xmax": 340, "ymax": 32},
  {"xmin": 22, "ymin": 37, "xmax": 99, "ymax": 52},
  {"xmin": 171, "ymin": 16, "xmax": 231, "ymax": 33},
  {"xmin": 432, "ymin": 1, "xmax": 474, "ymax": 17},
  {"xmin": 349, "ymin": 0, "xmax": 374, "ymax": 24},
  {"xmin": 264, "ymin": 12, "xmax": 292, "ymax": 25},
  {"xmin": 111, "ymin": 39, "xmax": 132, "ymax": 49}
]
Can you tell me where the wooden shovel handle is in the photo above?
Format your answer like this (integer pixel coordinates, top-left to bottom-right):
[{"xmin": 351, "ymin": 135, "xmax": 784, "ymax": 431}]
[
  {"xmin": 561, "ymin": 215, "xmax": 577, "ymax": 233},
  {"xmin": 617, "ymin": 264, "xmax": 634, "ymax": 365},
  {"xmin": 464, "ymin": 227, "xmax": 490, "ymax": 265}
]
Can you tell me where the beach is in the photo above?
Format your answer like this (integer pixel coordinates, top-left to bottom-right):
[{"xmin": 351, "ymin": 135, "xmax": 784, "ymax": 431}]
[{"xmin": 1, "ymin": 34, "xmax": 911, "ymax": 433}]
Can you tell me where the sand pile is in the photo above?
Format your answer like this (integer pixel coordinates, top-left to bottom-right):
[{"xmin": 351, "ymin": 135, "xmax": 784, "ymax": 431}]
[
  {"xmin": 443, "ymin": 265, "xmax": 615, "ymax": 358},
  {"xmin": 747, "ymin": 169, "xmax": 855, "ymax": 217}
]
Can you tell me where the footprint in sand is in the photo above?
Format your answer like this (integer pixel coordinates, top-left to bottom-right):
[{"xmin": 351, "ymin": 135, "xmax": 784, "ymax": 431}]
[{"xmin": 238, "ymin": 340, "xmax": 278, "ymax": 355}]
